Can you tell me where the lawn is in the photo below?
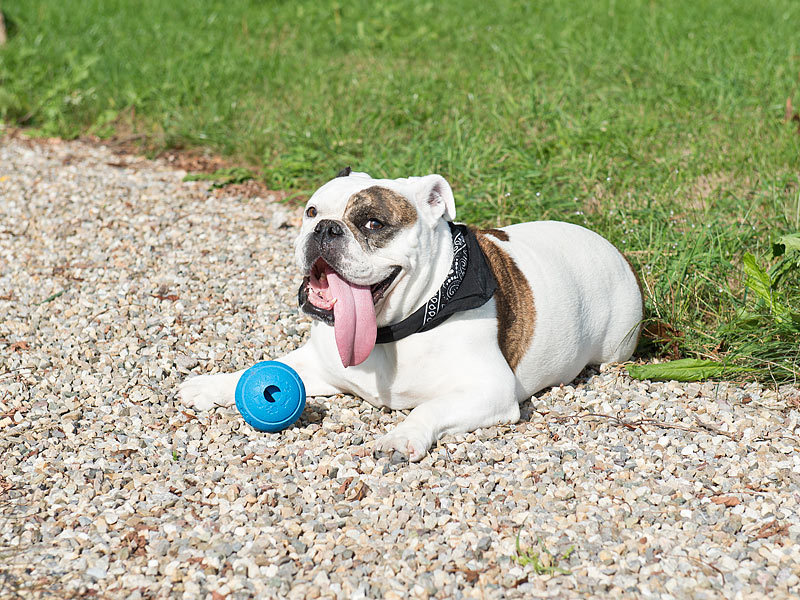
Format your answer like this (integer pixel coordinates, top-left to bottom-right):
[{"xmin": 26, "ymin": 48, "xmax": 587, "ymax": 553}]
[{"xmin": 1, "ymin": 0, "xmax": 799, "ymax": 382}]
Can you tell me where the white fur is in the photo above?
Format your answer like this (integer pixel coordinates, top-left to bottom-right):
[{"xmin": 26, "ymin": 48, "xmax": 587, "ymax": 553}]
[{"xmin": 178, "ymin": 173, "xmax": 642, "ymax": 461}]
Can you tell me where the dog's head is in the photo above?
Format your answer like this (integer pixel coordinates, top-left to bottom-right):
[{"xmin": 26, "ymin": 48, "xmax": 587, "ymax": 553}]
[{"xmin": 295, "ymin": 169, "xmax": 455, "ymax": 367}]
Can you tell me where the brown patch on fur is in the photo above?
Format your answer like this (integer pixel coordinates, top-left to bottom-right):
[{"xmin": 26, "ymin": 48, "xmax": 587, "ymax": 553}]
[
  {"xmin": 478, "ymin": 228, "xmax": 510, "ymax": 242},
  {"xmin": 344, "ymin": 186, "xmax": 417, "ymax": 249},
  {"xmin": 472, "ymin": 228, "xmax": 535, "ymax": 371}
]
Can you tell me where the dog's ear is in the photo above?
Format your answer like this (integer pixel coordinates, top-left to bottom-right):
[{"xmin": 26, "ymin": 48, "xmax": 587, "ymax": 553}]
[
  {"xmin": 411, "ymin": 174, "xmax": 456, "ymax": 223},
  {"xmin": 334, "ymin": 166, "xmax": 372, "ymax": 179}
]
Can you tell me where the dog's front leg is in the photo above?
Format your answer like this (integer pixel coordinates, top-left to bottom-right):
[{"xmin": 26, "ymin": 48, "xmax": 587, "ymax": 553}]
[
  {"xmin": 177, "ymin": 342, "xmax": 341, "ymax": 411},
  {"xmin": 177, "ymin": 368, "xmax": 246, "ymax": 411},
  {"xmin": 375, "ymin": 374, "xmax": 520, "ymax": 462}
]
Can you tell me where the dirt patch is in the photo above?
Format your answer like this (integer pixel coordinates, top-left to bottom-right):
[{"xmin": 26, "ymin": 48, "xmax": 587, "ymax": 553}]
[
  {"xmin": 2, "ymin": 125, "xmax": 294, "ymax": 204},
  {"xmin": 684, "ymin": 172, "xmax": 752, "ymax": 212},
  {"xmin": 158, "ymin": 148, "xmax": 233, "ymax": 174},
  {"xmin": 579, "ymin": 170, "xmax": 758, "ymax": 216},
  {"xmin": 211, "ymin": 179, "xmax": 291, "ymax": 203}
]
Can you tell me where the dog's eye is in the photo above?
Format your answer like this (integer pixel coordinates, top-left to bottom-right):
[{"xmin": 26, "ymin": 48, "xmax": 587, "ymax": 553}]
[
  {"xmin": 305, "ymin": 206, "xmax": 317, "ymax": 218},
  {"xmin": 364, "ymin": 218, "xmax": 384, "ymax": 231}
]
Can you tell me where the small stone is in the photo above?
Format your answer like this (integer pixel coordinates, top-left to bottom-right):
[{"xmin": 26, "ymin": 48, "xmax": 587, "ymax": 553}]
[
  {"xmin": 598, "ymin": 550, "xmax": 614, "ymax": 564},
  {"xmin": 681, "ymin": 444, "xmax": 698, "ymax": 456},
  {"xmin": 270, "ymin": 208, "xmax": 291, "ymax": 230},
  {"xmin": 390, "ymin": 451, "xmax": 407, "ymax": 465},
  {"xmin": 554, "ymin": 485, "xmax": 575, "ymax": 500},
  {"xmin": 86, "ymin": 566, "xmax": 107, "ymax": 579},
  {"xmin": 226, "ymin": 484, "xmax": 240, "ymax": 502},
  {"xmin": 151, "ymin": 540, "xmax": 170, "ymax": 557},
  {"xmin": 175, "ymin": 354, "xmax": 199, "ymax": 372}
]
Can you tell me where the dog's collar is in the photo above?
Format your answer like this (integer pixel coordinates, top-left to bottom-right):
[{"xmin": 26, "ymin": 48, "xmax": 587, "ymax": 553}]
[{"xmin": 376, "ymin": 223, "xmax": 497, "ymax": 344}]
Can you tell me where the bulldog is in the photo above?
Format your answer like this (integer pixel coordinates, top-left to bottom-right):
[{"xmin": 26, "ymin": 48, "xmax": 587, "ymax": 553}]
[{"xmin": 179, "ymin": 169, "xmax": 643, "ymax": 461}]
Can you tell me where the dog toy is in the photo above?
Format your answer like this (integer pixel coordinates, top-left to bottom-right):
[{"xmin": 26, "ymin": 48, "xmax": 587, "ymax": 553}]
[{"xmin": 235, "ymin": 361, "xmax": 306, "ymax": 432}]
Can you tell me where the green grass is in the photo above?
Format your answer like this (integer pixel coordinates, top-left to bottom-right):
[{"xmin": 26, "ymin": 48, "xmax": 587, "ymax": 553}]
[
  {"xmin": 1, "ymin": 0, "xmax": 799, "ymax": 382},
  {"xmin": 514, "ymin": 528, "xmax": 575, "ymax": 576}
]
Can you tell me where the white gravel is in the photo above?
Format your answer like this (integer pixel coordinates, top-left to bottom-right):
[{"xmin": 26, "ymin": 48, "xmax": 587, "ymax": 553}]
[{"xmin": 1, "ymin": 133, "xmax": 799, "ymax": 599}]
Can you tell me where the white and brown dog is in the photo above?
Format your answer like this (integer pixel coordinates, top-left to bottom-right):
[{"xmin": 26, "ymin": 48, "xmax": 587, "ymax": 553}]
[{"xmin": 179, "ymin": 169, "xmax": 643, "ymax": 461}]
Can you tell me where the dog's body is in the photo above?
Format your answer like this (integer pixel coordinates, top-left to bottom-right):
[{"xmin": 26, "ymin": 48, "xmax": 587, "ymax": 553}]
[{"xmin": 179, "ymin": 172, "xmax": 642, "ymax": 460}]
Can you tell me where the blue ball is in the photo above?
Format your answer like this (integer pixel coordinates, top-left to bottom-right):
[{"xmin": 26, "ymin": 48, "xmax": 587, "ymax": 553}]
[{"xmin": 235, "ymin": 361, "xmax": 306, "ymax": 432}]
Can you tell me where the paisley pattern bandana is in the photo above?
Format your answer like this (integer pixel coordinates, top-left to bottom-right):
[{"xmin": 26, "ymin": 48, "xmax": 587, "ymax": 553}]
[{"xmin": 375, "ymin": 223, "xmax": 497, "ymax": 344}]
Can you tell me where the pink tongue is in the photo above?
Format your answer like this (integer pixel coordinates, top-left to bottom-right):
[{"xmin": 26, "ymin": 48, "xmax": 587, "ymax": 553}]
[{"xmin": 326, "ymin": 270, "xmax": 377, "ymax": 367}]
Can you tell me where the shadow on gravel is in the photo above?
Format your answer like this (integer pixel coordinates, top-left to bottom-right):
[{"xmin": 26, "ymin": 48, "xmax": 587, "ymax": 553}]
[
  {"xmin": 296, "ymin": 400, "xmax": 328, "ymax": 427},
  {"xmin": 518, "ymin": 366, "xmax": 601, "ymax": 424}
]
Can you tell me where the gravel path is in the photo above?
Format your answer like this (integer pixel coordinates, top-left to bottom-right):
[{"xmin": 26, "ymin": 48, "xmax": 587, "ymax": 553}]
[{"xmin": 1, "ymin": 134, "xmax": 799, "ymax": 599}]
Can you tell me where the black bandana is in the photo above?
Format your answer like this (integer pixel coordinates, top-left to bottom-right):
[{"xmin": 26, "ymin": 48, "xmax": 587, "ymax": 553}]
[{"xmin": 376, "ymin": 223, "xmax": 497, "ymax": 344}]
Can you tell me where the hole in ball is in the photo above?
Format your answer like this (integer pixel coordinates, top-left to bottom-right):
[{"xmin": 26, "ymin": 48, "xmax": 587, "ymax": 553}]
[{"xmin": 263, "ymin": 385, "xmax": 280, "ymax": 403}]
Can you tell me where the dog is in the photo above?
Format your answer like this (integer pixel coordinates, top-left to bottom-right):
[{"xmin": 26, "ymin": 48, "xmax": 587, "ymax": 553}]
[{"xmin": 179, "ymin": 169, "xmax": 643, "ymax": 461}]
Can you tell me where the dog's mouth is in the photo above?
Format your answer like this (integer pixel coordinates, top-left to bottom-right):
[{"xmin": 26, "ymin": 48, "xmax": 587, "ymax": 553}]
[
  {"xmin": 302, "ymin": 259, "xmax": 401, "ymax": 315},
  {"xmin": 299, "ymin": 258, "xmax": 401, "ymax": 367}
]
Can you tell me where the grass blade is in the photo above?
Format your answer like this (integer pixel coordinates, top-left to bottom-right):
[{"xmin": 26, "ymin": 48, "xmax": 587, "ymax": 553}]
[{"xmin": 627, "ymin": 359, "xmax": 750, "ymax": 382}]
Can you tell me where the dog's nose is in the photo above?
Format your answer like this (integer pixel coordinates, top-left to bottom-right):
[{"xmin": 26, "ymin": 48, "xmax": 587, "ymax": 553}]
[{"xmin": 313, "ymin": 219, "xmax": 345, "ymax": 240}]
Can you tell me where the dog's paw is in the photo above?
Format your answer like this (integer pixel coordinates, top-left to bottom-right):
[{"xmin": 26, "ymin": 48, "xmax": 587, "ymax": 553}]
[
  {"xmin": 177, "ymin": 374, "xmax": 234, "ymax": 411},
  {"xmin": 376, "ymin": 426, "xmax": 432, "ymax": 463}
]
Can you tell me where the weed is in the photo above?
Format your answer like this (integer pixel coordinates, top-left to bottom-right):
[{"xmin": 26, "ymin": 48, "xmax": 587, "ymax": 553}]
[
  {"xmin": 36, "ymin": 290, "xmax": 65, "ymax": 305},
  {"xmin": 630, "ymin": 232, "xmax": 800, "ymax": 382},
  {"xmin": 514, "ymin": 528, "xmax": 575, "ymax": 576}
]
